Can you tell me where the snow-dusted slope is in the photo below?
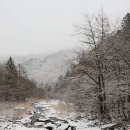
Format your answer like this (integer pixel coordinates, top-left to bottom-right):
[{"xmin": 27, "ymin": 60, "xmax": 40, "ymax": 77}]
[{"xmin": 15, "ymin": 50, "xmax": 76, "ymax": 85}]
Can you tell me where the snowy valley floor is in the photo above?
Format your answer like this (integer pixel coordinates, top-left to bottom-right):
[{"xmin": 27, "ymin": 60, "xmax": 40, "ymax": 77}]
[{"xmin": 0, "ymin": 100, "xmax": 127, "ymax": 130}]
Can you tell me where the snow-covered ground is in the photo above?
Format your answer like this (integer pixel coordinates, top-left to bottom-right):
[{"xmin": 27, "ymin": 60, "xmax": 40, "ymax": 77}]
[{"xmin": 0, "ymin": 100, "xmax": 120, "ymax": 130}]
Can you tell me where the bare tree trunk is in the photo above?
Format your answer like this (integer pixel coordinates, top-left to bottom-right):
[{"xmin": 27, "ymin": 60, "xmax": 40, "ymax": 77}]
[
  {"xmin": 101, "ymin": 74, "xmax": 107, "ymax": 113},
  {"xmin": 96, "ymin": 54, "xmax": 107, "ymax": 116},
  {"xmin": 98, "ymin": 75, "xmax": 104, "ymax": 115}
]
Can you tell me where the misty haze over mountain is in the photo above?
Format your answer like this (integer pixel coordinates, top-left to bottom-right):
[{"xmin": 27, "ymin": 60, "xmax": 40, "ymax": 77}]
[
  {"xmin": 16, "ymin": 50, "xmax": 76, "ymax": 85},
  {"xmin": 0, "ymin": 0, "xmax": 129, "ymax": 56}
]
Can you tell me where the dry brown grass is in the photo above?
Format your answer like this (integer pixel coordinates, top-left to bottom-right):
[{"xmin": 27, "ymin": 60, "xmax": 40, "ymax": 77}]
[{"xmin": 0, "ymin": 101, "xmax": 35, "ymax": 120}]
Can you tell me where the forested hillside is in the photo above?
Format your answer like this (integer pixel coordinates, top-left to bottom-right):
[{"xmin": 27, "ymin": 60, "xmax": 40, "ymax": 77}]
[
  {"xmin": 0, "ymin": 57, "xmax": 45, "ymax": 101},
  {"xmin": 19, "ymin": 50, "xmax": 76, "ymax": 85},
  {"xmin": 52, "ymin": 13, "xmax": 130, "ymax": 122}
]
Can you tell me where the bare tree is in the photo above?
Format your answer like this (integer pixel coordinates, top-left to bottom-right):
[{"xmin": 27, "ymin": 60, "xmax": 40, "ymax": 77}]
[{"xmin": 75, "ymin": 11, "xmax": 111, "ymax": 118}]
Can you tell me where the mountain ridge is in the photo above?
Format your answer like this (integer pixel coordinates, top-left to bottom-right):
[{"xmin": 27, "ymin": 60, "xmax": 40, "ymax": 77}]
[{"xmin": 14, "ymin": 49, "xmax": 76, "ymax": 85}]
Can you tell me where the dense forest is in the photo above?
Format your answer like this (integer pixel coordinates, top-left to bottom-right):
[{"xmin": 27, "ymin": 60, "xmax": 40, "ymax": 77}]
[
  {"xmin": 50, "ymin": 12, "xmax": 130, "ymax": 122},
  {"xmin": 0, "ymin": 57, "xmax": 45, "ymax": 101}
]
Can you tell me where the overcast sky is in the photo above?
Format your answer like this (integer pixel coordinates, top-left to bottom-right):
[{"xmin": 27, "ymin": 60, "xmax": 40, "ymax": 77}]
[{"xmin": 0, "ymin": 0, "xmax": 129, "ymax": 56}]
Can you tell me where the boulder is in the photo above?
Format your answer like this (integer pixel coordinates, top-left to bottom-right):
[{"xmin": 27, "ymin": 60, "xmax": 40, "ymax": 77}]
[{"xmin": 45, "ymin": 122, "xmax": 56, "ymax": 130}]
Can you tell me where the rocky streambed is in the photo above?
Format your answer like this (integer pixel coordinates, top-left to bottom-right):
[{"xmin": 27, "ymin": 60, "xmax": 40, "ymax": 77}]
[
  {"xmin": 23, "ymin": 102, "xmax": 76, "ymax": 130},
  {"xmin": 0, "ymin": 100, "xmax": 105, "ymax": 130}
]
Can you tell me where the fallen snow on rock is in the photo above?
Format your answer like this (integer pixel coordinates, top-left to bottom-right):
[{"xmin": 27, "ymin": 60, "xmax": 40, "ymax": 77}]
[
  {"xmin": 12, "ymin": 125, "xmax": 48, "ymax": 130},
  {"xmin": 101, "ymin": 123, "xmax": 115, "ymax": 129},
  {"xmin": 21, "ymin": 116, "xmax": 32, "ymax": 124}
]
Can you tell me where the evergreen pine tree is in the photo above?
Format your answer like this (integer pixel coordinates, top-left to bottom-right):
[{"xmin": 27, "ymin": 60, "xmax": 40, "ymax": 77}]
[
  {"xmin": 6, "ymin": 57, "xmax": 17, "ymax": 76},
  {"xmin": 121, "ymin": 13, "xmax": 130, "ymax": 35}
]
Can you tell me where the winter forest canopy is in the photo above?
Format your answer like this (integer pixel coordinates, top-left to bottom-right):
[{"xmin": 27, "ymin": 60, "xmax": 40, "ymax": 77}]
[{"xmin": 50, "ymin": 12, "xmax": 130, "ymax": 122}]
